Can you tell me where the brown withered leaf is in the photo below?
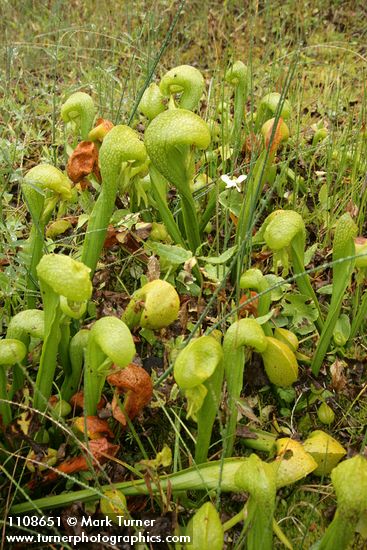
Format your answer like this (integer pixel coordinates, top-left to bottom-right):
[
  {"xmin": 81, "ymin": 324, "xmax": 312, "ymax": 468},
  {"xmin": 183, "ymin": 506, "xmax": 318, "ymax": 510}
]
[
  {"xmin": 107, "ymin": 364, "xmax": 153, "ymax": 427},
  {"xmin": 111, "ymin": 394, "xmax": 128, "ymax": 427},
  {"xmin": 88, "ymin": 437, "xmax": 119, "ymax": 461},
  {"xmin": 73, "ymin": 416, "xmax": 114, "ymax": 440},
  {"xmin": 230, "ymin": 212, "xmax": 238, "ymax": 227},
  {"xmin": 239, "ymin": 291, "xmax": 259, "ymax": 318},
  {"xmin": 135, "ymin": 223, "xmax": 152, "ymax": 240},
  {"xmin": 115, "ymin": 229, "xmax": 141, "ymax": 250},
  {"xmin": 346, "ymin": 200, "xmax": 359, "ymax": 218},
  {"xmin": 103, "ymin": 225, "xmax": 149, "ymax": 262},
  {"xmin": 53, "ymin": 456, "xmax": 89, "ymax": 476},
  {"xmin": 70, "ymin": 391, "xmax": 106, "ymax": 411},
  {"xmin": 76, "ymin": 178, "xmax": 91, "ymax": 191},
  {"xmin": 236, "ymin": 399, "xmax": 261, "ymax": 424},
  {"xmin": 0, "ymin": 258, "xmax": 10, "ymax": 267},
  {"xmin": 103, "ymin": 224, "xmax": 120, "ymax": 249},
  {"xmin": 242, "ymin": 132, "xmax": 262, "ymax": 162},
  {"xmin": 147, "ymin": 255, "xmax": 160, "ymax": 281},
  {"xmin": 263, "ymin": 117, "xmax": 286, "ymax": 154},
  {"xmin": 42, "ymin": 438, "xmax": 119, "ymax": 482},
  {"xmin": 178, "ymin": 298, "xmax": 189, "ymax": 330},
  {"xmin": 67, "ymin": 141, "xmax": 100, "ymax": 183},
  {"xmin": 252, "ymin": 249, "xmax": 272, "ymax": 262},
  {"xmin": 236, "ymin": 425, "xmax": 259, "ymax": 439},
  {"xmin": 330, "ymin": 359, "xmax": 347, "ymax": 392},
  {"xmin": 48, "ymin": 395, "xmax": 60, "ymax": 408}
]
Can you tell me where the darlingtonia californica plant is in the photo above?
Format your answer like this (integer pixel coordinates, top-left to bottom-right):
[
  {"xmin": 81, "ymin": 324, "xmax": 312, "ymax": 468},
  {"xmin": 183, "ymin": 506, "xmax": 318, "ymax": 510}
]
[
  {"xmin": 87, "ymin": 117, "xmax": 114, "ymax": 142},
  {"xmin": 259, "ymin": 208, "xmax": 323, "ymax": 332},
  {"xmin": 303, "ymin": 430, "xmax": 346, "ymax": 476},
  {"xmin": 0, "ymin": 339, "xmax": 26, "ymax": 425},
  {"xmin": 61, "ymin": 91, "xmax": 96, "ymax": 141},
  {"xmin": 60, "ymin": 329, "xmax": 89, "ymax": 402},
  {"xmin": 122, "ymin": 279, "xmax": 180, "ymax": 330},
  {"xmin": 174, "ymin": 335, "xmax": 223, "ymax": 463},
  {"xmin": 234, "ymin": 454, "xmax": 277, "ymax": 549},
  {"xmin": 6, "ymin": 309, "xmax": 44, "ymax": 396},
  {"xmin": 33, "ymin": 254, "xmax": 92, "ymax": 412},
  {"xmin": 186, "ymin": 501, "xmax": 224, "ymax": 550},
  {"xmin": 139, "ymin": 83, "xmax": 166, "ymax": 121},
  {"xmin": 145, "ymin": 108, "xmax": 211, "ymax": 253},
  {"xmin": 312, "ymin": 454, "xmax": 367, "ymax": 549},
  {"xmin": 223, "ymin": 319, "xmax": 299, "ymax": 456},
  {"xmin": 261, "ymin": 336, "xmax": 299, "ymax": 386},
  {"xmin": 311, "ymin": 213, "xmax": 357, "ymax": 375},
  {"xmin": 255, "ymin": 92, "xmax": 291, "ymax": 131},
  {"xmin": 139, "ymin": 65, "xmax": 204, "ymax": 123},
  {"xmin": 22, "ymin": 164, "xmax": 72, "ymax": 308},
  {"xmin": 84, "ymin": 317, "xmax": 135, "ymax": 415},
  {"xmin": 223, "ymin": 318, "xmax": 268, "ymax": 457},
  {"xmin": 81, "ymin": 125, "xmax": 147, "ymax": 277},
  {"xmin": 261, "ymin": 116, "xmax": 290, "ymax": 157},
  {"xmin": 225, "ymin": 60, "xmax": 248, "ymax": 155},
  {"xmin": 239, "ymin": 268, "xmax": 272, "ymax": 335},
  {"xmin": 159, "ymin": 64, "xmax": 204, "ymax": 111}
]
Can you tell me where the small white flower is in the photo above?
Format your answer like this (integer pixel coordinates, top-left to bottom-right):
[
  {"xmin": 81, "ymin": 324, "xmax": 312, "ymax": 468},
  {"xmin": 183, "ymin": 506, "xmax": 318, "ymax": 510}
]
[{"xmin": 220, "ymin": 174, "xmax": 247, "ymax": 192}]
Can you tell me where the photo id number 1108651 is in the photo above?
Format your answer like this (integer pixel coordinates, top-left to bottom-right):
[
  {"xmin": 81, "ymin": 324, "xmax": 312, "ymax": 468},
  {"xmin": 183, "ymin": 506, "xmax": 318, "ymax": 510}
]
[{"xmin": 8, "ymin": 516, "xmax": 62, "ymax": 528}]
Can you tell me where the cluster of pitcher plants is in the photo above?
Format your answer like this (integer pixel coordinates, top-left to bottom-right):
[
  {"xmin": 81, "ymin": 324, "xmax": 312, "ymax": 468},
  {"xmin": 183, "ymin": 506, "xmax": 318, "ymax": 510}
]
[{"xmin": 1, "ymin": 61, "xmax": 367, "ymax": 548}]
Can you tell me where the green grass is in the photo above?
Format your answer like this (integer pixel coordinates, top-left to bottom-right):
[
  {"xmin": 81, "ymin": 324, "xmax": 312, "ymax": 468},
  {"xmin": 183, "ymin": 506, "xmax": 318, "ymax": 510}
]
[{"xmin": 1, "ymin": 1, "xmax": 367, "ymax": 548}]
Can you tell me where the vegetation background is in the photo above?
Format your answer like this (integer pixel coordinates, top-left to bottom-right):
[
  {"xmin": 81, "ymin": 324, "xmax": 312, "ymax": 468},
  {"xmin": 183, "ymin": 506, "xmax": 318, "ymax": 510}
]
[{"xmin": 1, "ymin": 0, "xmax": 367, "ymax": 548}]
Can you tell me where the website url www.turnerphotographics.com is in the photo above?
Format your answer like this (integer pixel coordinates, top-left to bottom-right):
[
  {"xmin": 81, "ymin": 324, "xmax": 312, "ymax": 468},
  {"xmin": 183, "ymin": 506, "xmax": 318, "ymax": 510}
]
[{"xmin": 6, "ymin": 515, "xmax": 192, "ymax": 546}]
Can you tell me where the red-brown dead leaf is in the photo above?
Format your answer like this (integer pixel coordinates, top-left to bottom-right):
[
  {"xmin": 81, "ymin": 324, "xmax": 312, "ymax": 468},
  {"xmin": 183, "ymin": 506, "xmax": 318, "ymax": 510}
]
[
  {"xmin": 67, "ymin": 141, "xmax": 101, "ymax": 183},
  {"xmin": 252, "ymin": 249, "xmax": 273, "ymax": 262},
  {"xmin": 115, "ymin": 230, "xmax": 143, "ymax": 252},
  {"xmin": 42, "ymin": 438, "xmax": 119, "ymax": 482},
  {"xmin": 76, "ymin": 177, "xmax": 91, "ymax": 191},
  {"xmin": 263, "ymin": 117, "xmax": 287, "ymax": 154},
  {"xmin": 103, "ymin": 224, "xmax": 120, "ymax": 249},
  {"xmin": 135, "ymin": 223, "xmax": 153, "ymax": 240},
  {"xmin": 73, "ymin": 416, "xmax": 114, "ymax": 440},
  {"xmin": 53, "ymin": 456, "xmax": 90, "ymax": 476},
  {"xmin": 0, "ymin": 258, "xmax": 10, "ymax": 267},
  {"xmin": 107, "ymin": 364, "xmax": 153, "ymax": 427},
  {"xmin": 111, "ymin": 394, "xmax": 127, "ymax": 426},
  {"xmin": 103, "ymin": 226, "xmax": 143, "ymax": 252},
  {"xmin": 230, "ymin": 212, "xmax": 238, "ymax": 226},
  {"xmin": 70, "ymin": 391, "xmax": 106, "ymax": 411},
  {"xmin": 88, "ymin": 437, "xmax": 119, "ymax": 460},
  {"xmin": 48, "ymin": 395, "xmax": 59, "ymax": 408},
  {"xmin": 103, "ymin": 225, "xmax": 150, "ymax": 262},
  {"xmin": 239, "ymin": 291, "xmax": 259, "ymax": 318},
  {"xmin": 242, "ymin": 132, "xmax": 262, "ymax": 160}
]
